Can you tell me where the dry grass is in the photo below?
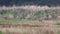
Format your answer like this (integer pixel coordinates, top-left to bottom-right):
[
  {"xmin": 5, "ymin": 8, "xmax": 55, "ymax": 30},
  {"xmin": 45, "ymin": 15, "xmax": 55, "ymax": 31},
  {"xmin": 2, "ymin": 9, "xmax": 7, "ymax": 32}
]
[
  {"xmin": 0, "ymin": 23, "xmax": 60, "ymax": 34},
  {"xmin": 0, "ymin": 6, "xmax": 60, "ymax": 11}
]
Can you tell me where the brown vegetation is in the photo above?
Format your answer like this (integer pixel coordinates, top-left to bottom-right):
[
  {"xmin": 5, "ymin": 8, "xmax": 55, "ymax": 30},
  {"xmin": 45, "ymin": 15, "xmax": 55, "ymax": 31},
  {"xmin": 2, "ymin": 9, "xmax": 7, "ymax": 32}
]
[{"xmin": 0, "ymin": 23, "xmax": 59, "ymax": 34}]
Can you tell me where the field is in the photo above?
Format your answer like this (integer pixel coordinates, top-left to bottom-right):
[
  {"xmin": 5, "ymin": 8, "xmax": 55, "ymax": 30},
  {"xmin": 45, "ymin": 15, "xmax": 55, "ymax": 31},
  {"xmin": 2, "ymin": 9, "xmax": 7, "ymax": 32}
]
[
  {"xmin": 0, "ymin": 22, "xmax": 60, "ymax": 34},
  {"xmin": 0, "ymin": 6, "xmax": 60, "ymax": 34},
  {"xmin": 0, "ymin": 19, "xmax": 60, "ymax": 34}
]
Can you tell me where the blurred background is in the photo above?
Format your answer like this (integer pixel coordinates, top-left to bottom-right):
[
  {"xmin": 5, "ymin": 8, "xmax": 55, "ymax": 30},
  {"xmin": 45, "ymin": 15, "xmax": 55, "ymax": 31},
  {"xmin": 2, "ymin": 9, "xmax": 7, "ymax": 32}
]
[{"xmin": 0, "ymin": 0, "xmax": 60, "ymax": 34}]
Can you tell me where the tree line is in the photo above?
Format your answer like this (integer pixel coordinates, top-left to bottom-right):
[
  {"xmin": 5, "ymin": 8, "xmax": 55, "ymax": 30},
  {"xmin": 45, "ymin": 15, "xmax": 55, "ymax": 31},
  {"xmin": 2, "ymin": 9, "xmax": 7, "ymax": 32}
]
[{"xmin": 0, "ymin": 0, "xmax": 60, "ymax": 6}]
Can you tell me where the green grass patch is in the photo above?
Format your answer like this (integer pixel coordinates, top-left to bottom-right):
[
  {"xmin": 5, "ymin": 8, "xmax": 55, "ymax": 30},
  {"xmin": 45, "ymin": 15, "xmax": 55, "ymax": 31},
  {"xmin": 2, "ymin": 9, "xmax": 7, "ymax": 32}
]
[
  {"xmin": 23, "ymin": 32, "xmax": 26, "ymax": 34},
  {"xmin": 0, "ymin": 20, "xmax": 20, "ymax": 23},
  {"xmin": 0, "ymin": 31, "xmax": 2, "ymax": 34},
  {"xmin": 0, "ymin": 20, "xmax": 39, "ymax": 23},
  {"xmin": 55, "ymin": 22, "xmax": 60, "ymax": 25},
  {"xmin": 57, "ymin": 31, "xmax": 60, "ymax": 34}
]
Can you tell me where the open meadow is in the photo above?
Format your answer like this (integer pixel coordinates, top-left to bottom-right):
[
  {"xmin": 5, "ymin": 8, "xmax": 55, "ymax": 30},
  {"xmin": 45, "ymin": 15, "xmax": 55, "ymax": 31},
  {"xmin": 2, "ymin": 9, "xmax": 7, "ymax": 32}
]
[{"xmin": 0, "ymin": 6, "xmax": 60, "ymax": 34}]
